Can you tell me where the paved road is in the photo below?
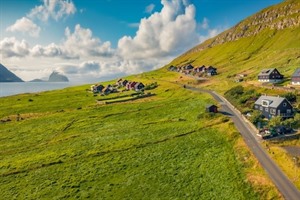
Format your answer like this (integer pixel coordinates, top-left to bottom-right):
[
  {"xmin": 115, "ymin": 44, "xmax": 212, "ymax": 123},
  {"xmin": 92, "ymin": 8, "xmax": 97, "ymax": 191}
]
[{"xmin": 186, "ymin": 85, "xmax": 300, "ymax": 200}]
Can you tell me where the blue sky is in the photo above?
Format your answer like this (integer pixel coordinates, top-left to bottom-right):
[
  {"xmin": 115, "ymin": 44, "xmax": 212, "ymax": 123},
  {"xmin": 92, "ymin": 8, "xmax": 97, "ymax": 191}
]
[{"xmin": 0, "ymin": 0, "xmax": 282, "ymax": 82}]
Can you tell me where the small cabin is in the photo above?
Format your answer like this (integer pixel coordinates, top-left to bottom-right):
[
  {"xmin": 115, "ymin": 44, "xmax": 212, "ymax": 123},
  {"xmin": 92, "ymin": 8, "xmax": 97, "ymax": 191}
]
[{"xmin": 206, "ymin": 104, "xmax": 218, "ymax": 113}]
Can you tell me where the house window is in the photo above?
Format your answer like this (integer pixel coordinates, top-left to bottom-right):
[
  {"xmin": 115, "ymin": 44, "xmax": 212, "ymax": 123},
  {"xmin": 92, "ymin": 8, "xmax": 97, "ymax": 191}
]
[
  {"xmin": 260, "ymin": 106, "xmax": 263, "ymax": 111},
  {"xmin": 262, "ymin": 100, "xmax": 269, "ymax": 106},
  {"xmin": 254, "ymin": 105, "xmax": 258, "ymax": 109},
  {"xmin": 270, "ymin": 109, "xmax": 276, "ymax": 114},
  {"xmin": 283, "ymin": 103, "xmax": 287, "ymax": 107},
  {"xmin": 287, "ymin": 109, "xmax": 291, "ymax": 113},
  {"xmin": 265, "ymin": 108, "xmax": 269, "ymax": 112}
]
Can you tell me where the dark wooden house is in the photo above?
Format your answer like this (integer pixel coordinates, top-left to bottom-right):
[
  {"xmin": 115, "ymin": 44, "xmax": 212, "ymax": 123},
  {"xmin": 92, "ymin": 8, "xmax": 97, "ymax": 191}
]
[
  {"xmin": 206, "ymin": 104, "xmax": 218, "ymax": 113},
  {"xmin": 254, "ymin": 95, "xmax": 293, "ymax": 119},
  {"xmin": 207, "ymin": 66, "xmax": 217, "ymax": 76},
  {"xmin": 134, "ymin": 82, "xmax": 145, "ymax": 91},
  {"xmin": 258, "ymin": 68, "xmax": 283, "ymax": 83},
  {"xmin": 184, "ymin": 64, "xmax": 194, "ymax": 70}
]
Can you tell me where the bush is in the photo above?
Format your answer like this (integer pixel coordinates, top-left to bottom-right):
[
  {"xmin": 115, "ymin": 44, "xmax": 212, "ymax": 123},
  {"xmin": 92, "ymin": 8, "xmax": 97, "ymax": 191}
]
[
  {"xmin": 225, "ymin": 85, "xmax": 244, "ymax": 97},
  {"xmin": 144, "ymin": 82, "xmax": 158, "ymax": 90},
  {"xmin": 282, "ymin": 92, "xmax": 297, "ymax": 103},
  {"xmin": 249, "ymin": 110, "xmax": 263, "ymax": 124}
]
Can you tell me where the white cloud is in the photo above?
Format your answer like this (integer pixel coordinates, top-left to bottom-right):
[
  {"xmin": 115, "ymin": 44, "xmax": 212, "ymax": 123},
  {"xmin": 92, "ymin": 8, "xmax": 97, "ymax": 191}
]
[
  {"xmin": 2, "ymin": 24, "xmax": 114, "ymax": 60},
  {"xmin": 2, "ymin": 0, "xmax": 224, "ymax": 83},
  {"xmin": 6, "ymin": 17, "xmax": 41, "ymax": 37},
  {"xmin": 28, "ymin": 0, "xmax": 76, "ymax": 21},
  {"xmin": 118, "ymin": 0, "xmax": 199, "ymax": 60},
  {"xmin": 63, "ymin": 24, "xmax": 114, "ymax": 58},
  {"xmin": 0, "ymin": 37, "xmax": 30, "ymax": 58},
  {"xmin": 145, "ymin": 4, "xmax": 155, "ymax": 14}
]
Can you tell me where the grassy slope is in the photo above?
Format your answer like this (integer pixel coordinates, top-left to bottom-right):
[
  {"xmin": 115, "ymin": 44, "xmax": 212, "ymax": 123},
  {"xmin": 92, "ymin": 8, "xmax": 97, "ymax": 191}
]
[
  {"xmin": 167, "ymin": 27, "xmax": 300, "ymax": 93},
  {"xmin": 163, "ymin": 1, "xmax": 300, "ymax": 193},
  {"xmin": 0, "ymin": 71, "xmax": 280, "ymax": 199}
]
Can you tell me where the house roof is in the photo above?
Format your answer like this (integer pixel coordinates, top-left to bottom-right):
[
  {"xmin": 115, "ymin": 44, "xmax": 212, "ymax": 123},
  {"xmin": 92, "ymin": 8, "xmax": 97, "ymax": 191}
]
[
  {"xmin": 254, "ymin": 95, "xmax": 287, "ymax": 108},
  {"xmin": 292, "ymin": 68, "xmax": 300, "ymax": 77},
  {"xmin": 258, "ymin": 68, "xmax": 277, "ymax": 76},
  {"xmin": 206, "ymin": 104, "xmax": 217, "ymax": 108}
]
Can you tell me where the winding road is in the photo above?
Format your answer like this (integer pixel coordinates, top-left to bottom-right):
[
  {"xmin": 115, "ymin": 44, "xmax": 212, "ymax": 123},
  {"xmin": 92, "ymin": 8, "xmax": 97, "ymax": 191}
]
[{"xmin": 185, "ymin": 85, "xmax": 300, "ymax": 200}]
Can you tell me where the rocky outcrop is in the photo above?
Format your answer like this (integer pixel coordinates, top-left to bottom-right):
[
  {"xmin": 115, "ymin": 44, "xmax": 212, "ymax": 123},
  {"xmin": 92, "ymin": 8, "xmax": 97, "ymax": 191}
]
[
  {"xmin": 48, "ymin": 71, "xmax": 69, "ymax": 82},
  {"xmin": 187, "ymin": 0, "xmax": 300, "ymax": 54}
]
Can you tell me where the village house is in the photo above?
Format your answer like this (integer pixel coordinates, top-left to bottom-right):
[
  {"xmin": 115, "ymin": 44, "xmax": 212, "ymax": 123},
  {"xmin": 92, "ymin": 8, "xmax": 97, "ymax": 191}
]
[
  {"xmin": 168, "ymin": 65, "xmax": 177, "ymax": 71},
  {"xmin": 91, "ymin": 84, "xmax": 104, "ymax": 93},
  {"xmin": 258, "ymin": 68, "xmax": 284, "ymax": 83},
  {"xmin": 126, "ymin": 81, "xmax": 137, "ymax": 90},
  {"xmin": 291, "ymin": 68, "xmax": 300, "ymax": 85},
  {"xmin": 116, "ymin": 78, "xmax": 123, "ymax": 86},
  {"xmin": 121, "ymin": 79, "xmax": 128, "ymax": 87},
  {"xmin": 184, "ymin": 64, "xmax": 194, "ymax": 70},
  {"xmin": 206, "ymin": 104, "xmax": 218, "ymax": 113},
  {"xmin": 254, "ymin": 95, "xmax": 294, "ymax": 119},
  {"xmin": 206, "ymin": 66, "xmax": 217, "ymax": 76},
  {"xmin": 134, "ymin": 82, "xmax": 145, "ymax": 91},
  {"xmin": 102, "ymin": 85, "xmax": 114, "ymax": 95},
  {"xmin": 194, "ymin": 65, "xmax": 206, "ymax": 73}
]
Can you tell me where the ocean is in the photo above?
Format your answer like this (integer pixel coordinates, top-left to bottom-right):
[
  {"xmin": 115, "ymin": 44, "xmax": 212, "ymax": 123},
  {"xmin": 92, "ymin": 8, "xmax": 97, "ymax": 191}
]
[{"xmin": 0, "ymin": 82, "xmax": 78, "ymax": 97}]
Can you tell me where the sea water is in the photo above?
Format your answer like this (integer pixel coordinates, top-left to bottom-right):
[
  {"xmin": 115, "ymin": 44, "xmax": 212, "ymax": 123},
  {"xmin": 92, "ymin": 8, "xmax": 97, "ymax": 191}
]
[{"xmin": 0, "ymin": 82, "xmax": 76, "ymax": 97}]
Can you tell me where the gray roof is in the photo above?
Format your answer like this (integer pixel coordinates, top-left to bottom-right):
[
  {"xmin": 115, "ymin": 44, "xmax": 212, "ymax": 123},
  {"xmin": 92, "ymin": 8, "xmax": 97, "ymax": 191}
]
[
  {"xmin": 255, "ymin": 95, "xmax": 286, "ymax": 108},
  {"xmin": 258, "ymin": 68, "xmax": 276, "ymax": 76},
  {"xmin": 292, "ymin": 68, "xmax": 300, "ymax": 77}
]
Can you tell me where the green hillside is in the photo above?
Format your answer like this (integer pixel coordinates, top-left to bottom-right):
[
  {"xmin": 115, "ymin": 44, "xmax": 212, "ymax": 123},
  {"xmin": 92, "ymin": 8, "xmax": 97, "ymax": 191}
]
[
  {"xmin": 2, "ymin": 0, "xmax": 300, "ymax": 199},
  {"xmin": 0, "ymin": 71, "xmax": 279, "ymax": 199},
  {"xmin": 166, "ymin": 0, "xmax": 300, "ymax": 92}
]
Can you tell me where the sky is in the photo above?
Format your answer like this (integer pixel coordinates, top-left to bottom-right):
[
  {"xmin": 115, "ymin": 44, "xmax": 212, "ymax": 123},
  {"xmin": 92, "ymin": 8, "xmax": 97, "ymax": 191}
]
[{"xmin": 0, "ymin": 0, "xmax": 283, "ymax": 83}]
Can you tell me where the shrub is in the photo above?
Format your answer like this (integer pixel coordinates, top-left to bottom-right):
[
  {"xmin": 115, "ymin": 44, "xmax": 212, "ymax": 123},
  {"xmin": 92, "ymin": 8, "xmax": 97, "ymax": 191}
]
[
  {"xmin": 249, "ymin": 110, "xmax": 263, "ymax": 124},
  {"xmin": 282, "ymin": 92, "xmax": 297, "ymax": 103},
  {"xmin": 144, "ymin": 82, "xmax": 158, "ymax": 90}
]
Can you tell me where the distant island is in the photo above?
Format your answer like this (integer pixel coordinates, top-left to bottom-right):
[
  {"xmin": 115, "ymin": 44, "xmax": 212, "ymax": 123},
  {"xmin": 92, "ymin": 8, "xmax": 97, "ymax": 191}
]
[
  {"xmin": 30, "ymin": 71, "xmax": 69, "ymax": 82},
  {"xmin": 0, "ymin": 63, "xmax": 23, "ymax": 82}
]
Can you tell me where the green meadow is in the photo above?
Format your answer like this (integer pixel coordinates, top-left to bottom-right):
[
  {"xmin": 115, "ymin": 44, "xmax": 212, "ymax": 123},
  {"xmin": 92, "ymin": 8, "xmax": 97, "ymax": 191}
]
[{"xmin": 0, "ymin": 72, "xmax": 280, "ymax": 199}]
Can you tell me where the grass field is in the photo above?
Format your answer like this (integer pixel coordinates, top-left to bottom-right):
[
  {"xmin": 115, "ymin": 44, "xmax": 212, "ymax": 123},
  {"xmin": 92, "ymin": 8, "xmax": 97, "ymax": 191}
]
[{"xmin": 0, "ymin": 72, "xmax": 281, "ymax": 199}]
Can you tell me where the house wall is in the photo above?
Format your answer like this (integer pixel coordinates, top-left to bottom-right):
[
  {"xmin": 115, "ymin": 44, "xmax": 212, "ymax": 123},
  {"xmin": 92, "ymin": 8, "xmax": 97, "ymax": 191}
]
[{"xmin": 254, "ymin": 99, "xmax": 293, "ymax": 119}]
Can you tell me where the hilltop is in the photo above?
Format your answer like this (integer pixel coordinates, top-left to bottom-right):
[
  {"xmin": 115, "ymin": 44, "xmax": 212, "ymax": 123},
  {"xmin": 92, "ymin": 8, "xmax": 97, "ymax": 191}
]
[
  {"xmin": 167, "ymin": 0, "xmax": 300, "ymax": 91},
  {"xmin": 0, "ymin": 64, "xmax": 23, "ymax": 82}
]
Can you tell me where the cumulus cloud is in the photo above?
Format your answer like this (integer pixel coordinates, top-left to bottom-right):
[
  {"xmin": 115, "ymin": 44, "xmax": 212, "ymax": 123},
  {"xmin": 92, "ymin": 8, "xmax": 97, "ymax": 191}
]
[
  {"xmin": 64, "ymin": 24, "xmax": 114, "ymax": 58},
  {"xmin": 55, "ymin": 58, "xmax": 160, "ymax": 82},
  {"xmin": 2, "ymin": 0, "xmax": 225, "ymax": 83},
  {"xmin": 6, "ymin": 17, "xmax": 41, "ymax": 37},
  {"xmin": 2, "ymin": 24, "xmax": 114, "ymax": 60},
  {"xmin": 0, "ymin": 37, "xmax": 30, "ymax": 58},
  {"xmin": 31, "ymin": 43, "xmax": 77, "ymax": 59},
  {"xmin": 118, "ymin": 0, "xmax": 199, "ymax": 60},
  {"xmin": 28, "ymin": 0, "xmax": 76, "ymax": 21},
  {"xmin": 145, "ymin": 4, "xmax": 155, "ymax": 14}
]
